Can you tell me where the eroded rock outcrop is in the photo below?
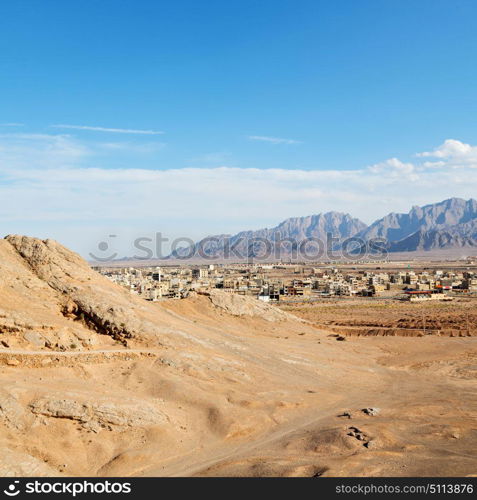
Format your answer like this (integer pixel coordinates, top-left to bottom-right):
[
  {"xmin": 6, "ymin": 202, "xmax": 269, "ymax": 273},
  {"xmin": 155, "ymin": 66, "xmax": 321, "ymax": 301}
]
[
  {"xmin": 0, "ymin": 391, "xmax": 26, "ymax": 430},
  {"xmin": 30, "ymin": 395, "xmax": 167, "ymax": 431},
  {"xmin": 0, "ymin": 449, "xmax": 59, "ymax": 477},
  {"xmin": 5, "ymin": 235, "xmax": 162, "ymax": 346},
  {"xmin": 201, "ymin": 290, "xmax": 298, "ymax": 322}
]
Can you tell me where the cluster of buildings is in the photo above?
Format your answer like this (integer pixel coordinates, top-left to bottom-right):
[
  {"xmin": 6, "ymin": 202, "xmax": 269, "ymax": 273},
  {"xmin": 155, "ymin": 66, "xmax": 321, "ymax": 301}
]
[{"xmin": 96, "ymin": 263, "xmax": 477, "ymax": 303}]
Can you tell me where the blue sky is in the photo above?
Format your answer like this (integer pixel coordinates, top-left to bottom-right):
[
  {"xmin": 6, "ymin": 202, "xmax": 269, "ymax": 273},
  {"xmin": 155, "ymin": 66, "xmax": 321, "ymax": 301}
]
[{"xmin": 1, "ymin": 0, "xmax": 477, "ymax": 257}]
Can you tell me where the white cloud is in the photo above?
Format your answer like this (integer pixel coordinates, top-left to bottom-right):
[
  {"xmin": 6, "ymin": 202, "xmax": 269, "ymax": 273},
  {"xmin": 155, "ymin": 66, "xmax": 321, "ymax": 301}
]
[
  {"xmin": 248, "ymin": 135, "xmax": 301, "ymax": 144},
  {"xmin": 417, "ymin": 139, "xmax": 477, "ymax": 160},
  {"xmin": 422, "ymin": 160, "xmax": 446, "ymax": 168},
  {"xmin": 3, "ymin": 163, "xmax": 474, "ymax": 228},
  {"xmin": 51, "ymin": 124, "xmax": 164, "ymax": 135},
  {"xmin": 1, "ymin": 135, "xmax": 477, "ymax": 256},
  {"xmin": 368, "ymin": 157, "xmax": 416, "ymax": 177},
  {"xmin": 0, "ymin": 133, "xmax": 88, "ymax": 171},
  {"xmin": 99, "ymin": 141, "xmax": 166, "ymax": 153},
  {"xmin": 190, "ymin": 152, "xmax": 231, "ymax": 164}
]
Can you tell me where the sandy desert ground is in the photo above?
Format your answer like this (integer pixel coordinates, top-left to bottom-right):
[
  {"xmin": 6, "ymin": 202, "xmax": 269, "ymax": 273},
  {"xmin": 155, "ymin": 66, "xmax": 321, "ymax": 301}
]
[
  {"xmin": 0, "ymin": 236, "xmax": 475, "ymax": 477},
  {"xmin": 279, "ymin": 298, "xmax": 477, "ymax": 337}
]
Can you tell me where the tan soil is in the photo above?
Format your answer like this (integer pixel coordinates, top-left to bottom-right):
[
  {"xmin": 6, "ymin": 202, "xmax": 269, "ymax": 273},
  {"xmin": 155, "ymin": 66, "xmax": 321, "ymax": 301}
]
[
  {"xmin": 0, "ymin": 236, "xmax": 475, "ymax": 477},
  {"xmin": 279, "ymin": 299, "xmax": 477, "ymax": 337}
]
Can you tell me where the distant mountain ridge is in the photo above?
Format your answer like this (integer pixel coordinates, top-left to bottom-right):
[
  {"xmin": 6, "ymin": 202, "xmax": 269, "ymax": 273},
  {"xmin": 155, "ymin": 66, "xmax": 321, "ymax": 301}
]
[
  {"xmin": 171, "ymin": 211, "xmax": 367, "ymax": 259},
  {"xmin": 169, "ymin": 197, "xmax": 477, "ymax": 260},
  {"xmin": 358, "ymin": 198, "xmax": 477, "ymax": 242},
  {"xmin": 387, "ymin": 217, "xmax": 477, "ymax": 252}
]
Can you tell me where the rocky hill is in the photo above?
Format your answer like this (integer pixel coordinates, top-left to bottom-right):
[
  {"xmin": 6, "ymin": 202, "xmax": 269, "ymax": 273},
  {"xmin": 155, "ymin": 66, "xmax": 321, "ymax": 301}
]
[
  {"xmin": 0, "ymin": 235, "xmax": 350, "ymax": 476},
  {"xmin": 0, "ymin": 235, "xmax": 475, "ymax": 478},
  {"xmin": 1, "ymin": 235, "xmax": 168, "ymax": 349}
]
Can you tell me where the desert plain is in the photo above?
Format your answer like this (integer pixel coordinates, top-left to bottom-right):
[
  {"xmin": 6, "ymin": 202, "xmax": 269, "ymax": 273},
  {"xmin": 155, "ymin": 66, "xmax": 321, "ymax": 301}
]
[{"xmin": 0, "ymin": 236, "xmax": 475, "ymax": 477}]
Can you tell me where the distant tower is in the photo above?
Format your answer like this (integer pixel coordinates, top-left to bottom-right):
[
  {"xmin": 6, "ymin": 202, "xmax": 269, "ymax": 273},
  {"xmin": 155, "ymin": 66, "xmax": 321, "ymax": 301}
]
[{"xmin": 152, "ymin": 267, "xmax": 161, "ymax": 282}]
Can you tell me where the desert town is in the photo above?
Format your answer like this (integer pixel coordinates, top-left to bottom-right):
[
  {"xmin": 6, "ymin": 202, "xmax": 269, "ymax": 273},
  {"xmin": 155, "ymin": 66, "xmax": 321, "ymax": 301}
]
[{"xmin": 96, "ymin": 260, "xmax": 477, "ymax": 303}]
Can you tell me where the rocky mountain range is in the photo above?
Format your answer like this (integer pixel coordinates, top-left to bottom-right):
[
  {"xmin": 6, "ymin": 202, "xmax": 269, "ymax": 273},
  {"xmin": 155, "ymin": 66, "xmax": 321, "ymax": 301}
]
[
  {"xmin": 170, "ymin": 198, "xmax": 477, "ymax": 259},
  {"xmin": 386, "ymin": 217, "xmax": 477, "ymax": 253},
  {"xmin": 171, "ymin": 212, "xmax": 368, "ymax": 260},
  {"xmin": 358, "ymin": 197, "xmax": 477, "ymax": 252}
]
